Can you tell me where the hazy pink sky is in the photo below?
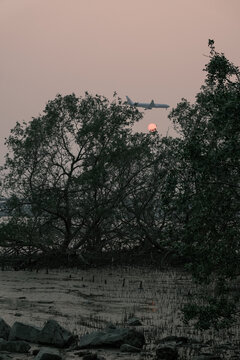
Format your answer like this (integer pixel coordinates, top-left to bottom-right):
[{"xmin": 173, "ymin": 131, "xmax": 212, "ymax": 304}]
[{"xmin": 1, "ymin": 0, "xmax": 240, "ymax": 164}]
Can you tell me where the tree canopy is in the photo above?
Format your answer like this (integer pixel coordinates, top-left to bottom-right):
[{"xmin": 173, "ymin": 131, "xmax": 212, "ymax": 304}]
[
  {"xmin": 1, "ymin": 93, "xmax": 172, "ymax": 262},
  {"xmin": 169, "ymin": 40, "xmax": 240, "ymax": 329}
]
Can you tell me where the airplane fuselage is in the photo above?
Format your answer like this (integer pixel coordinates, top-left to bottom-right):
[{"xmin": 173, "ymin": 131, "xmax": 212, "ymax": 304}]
[
  {"xmin": 126, "ymin": 96, "xmax": 169, "ymax": 110},
  {"xmin": 135, "ymin": 103, "xmax": 169, "ymax": 109}
]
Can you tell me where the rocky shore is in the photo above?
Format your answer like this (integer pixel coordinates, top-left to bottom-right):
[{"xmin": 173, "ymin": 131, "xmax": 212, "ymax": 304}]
[{"xmin": 0, "ymin": 317, "xmax": 239, "ymax": 360}]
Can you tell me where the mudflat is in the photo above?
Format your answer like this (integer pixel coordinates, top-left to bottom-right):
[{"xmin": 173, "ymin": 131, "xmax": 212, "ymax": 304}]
[{"xmin": 0, "ymin": 267, "xmax": 239, "ymax": 359}]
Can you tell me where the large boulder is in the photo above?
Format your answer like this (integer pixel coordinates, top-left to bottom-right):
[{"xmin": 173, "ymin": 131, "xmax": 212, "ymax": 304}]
[
  {"xmin": 0, "ymin": 338, "xmax": 30, "ymax": 353},
  {"xmin": 34, "ymin": 347, "xmax": 62, "ymax": 360},
  {"xmin": 0, "ymin": 318, "xmax": 11, "ymax": 340},
  {"xmin": 78, "ymin": 327, "xmax": 145, "ymax": 349},
  {"xmin": 37, "ymin": 320, "xmax": 74, "ymax": 348},
  {"xmin": 9, "ymin": 321, "xmax": 41, "ymax": 343}
]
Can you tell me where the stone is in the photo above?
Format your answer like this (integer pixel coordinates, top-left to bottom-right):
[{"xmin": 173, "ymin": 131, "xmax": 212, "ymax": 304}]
[
  {"xmin": 158, "ymin": 336, "xmax": 188, "ymax": 344},
  {"xmin": 156, "ymin": 344, "xmax": 179, "ymax": 360},
  {"xmin": 74, "ymin": 351, "xmax": 92, "ymax": 357},
  {"xmin": 14, "ymin": 313, "xmax": 22, "ymax": 317},
  {"xmin": 0, "ymin": 318, "xmax": 11, "ymax": 340},
  {"xmin": 82, "ymin": 353, "xmax": 98, "ymax": 360},
  {"xmin": 34, "ymin": 347, "xmax": 62, "ymax": 360},
  {"xmin": 78, "ymin": 327, "xmax": 145, "ymax": 349},
  {"xmin": 127, "ymin": 317, "xmax": 142, "ymax": 326},
  {"xmin": 32, "ymin": 349, "xmax": 40, "ymax": 355},
  {"xmin": 120, "ymin": 343, "xmax": 141, "ymax": 352},
  {"xmin": 8, "ymin": 321, "xmax": 41, "ymax": 343},
  {"xmin": 157, "ymin": 336, "xmax": 200, "ymax": 346},
  {"xmin": 105, "ymin": 323, "xmax": 116, "ymax": 329},
  {"xmin": 0, "ymin": 355, "xmax": 12, "ymax": 360},
  {"xmin": 82, "ymin": 354, "xmax": 105, "ymax": 360},
  {"xmin": 0, "ymin": 338, "xmax": 30, "ymax": 353},
  {"xmin": 37, "ymin": 320, "xmax": 74, "ymax": 348}
]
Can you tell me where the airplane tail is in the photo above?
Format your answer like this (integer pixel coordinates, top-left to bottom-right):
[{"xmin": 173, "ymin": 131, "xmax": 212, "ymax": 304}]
[{"xmin": 126, "ymin": 96, "xmax": 134, "ymax": 105}]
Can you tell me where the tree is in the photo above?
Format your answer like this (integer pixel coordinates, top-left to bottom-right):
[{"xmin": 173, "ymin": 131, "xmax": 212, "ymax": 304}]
[
  {"xmin": 118, "ymin": 134, "xmax": 180, "ymax": 263},
  {"xmin": 1, "ymin": 92, "xmax": 160, "ymax": 262},
  {"xmin": 169, "ymin": 40, "xmax": 240, "ymax": 329}
]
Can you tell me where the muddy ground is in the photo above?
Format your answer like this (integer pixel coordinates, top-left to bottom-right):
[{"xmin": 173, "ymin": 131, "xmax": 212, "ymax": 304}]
[{"xmin": 0, "ymin": 266, "xmax": 239, "ymax": 359}]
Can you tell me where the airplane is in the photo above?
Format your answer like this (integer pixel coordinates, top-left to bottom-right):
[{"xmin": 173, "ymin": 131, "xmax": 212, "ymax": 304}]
[{"xmin": 126, "ymin": 96, "xmax": 170, "ymax": 110}]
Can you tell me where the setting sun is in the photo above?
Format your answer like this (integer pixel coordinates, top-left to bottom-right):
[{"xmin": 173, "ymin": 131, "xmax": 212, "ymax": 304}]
[{"xmin": 148, "ymin": 123, "xmax": 157, "ymax": 132}]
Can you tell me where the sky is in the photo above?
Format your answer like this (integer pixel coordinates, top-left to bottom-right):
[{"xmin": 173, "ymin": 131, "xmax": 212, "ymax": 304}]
[{"xmin": 1, "ymin": 0, "xmax": 240, "ymax": 165}]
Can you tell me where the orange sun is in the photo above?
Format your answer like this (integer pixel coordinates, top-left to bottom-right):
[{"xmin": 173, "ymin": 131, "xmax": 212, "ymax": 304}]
[{"xmin": 148, "ymin": 123, "xmax": 157, "ymax": 132}]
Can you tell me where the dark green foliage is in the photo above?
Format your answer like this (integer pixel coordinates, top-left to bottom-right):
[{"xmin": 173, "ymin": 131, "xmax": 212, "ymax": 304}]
[
  {"xmin": 1, "ymin": 92, "xmax": 172, "ymax": 262},
  {"xmin": 118, "ymin": 134, "xmax": 179, "ymax": 254},
  {"xmin": 169, "ymin": 40, "xmax": 240, "ymax": 329},
  {"xmin": 182, "ymin": 296, "xmax": 238, "ymax": 330}
]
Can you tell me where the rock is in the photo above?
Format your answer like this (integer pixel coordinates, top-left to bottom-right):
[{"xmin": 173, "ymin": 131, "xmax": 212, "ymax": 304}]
[
  {"xmin": 127, "ymin": 317, "xmax": 142, "ymax": 326},
  {"xmin": 32, "ymin": 349, "xmax": 40, "ymax": 355},
  {"xmin": 34, "ymin": 347, "xmax": 62, "ymax": 360},
  {"xmin": 0, "ymin": 355, "xmax": 12, "ymax": 360},
  {"xmin": 0, "ymin": 318, "xmax": 11, "ymax": 340},
  {"xmin": 156, "ymin": 344, "xmax": 179, "ymax": 360},
  {"xmin": 105, "ymin": 323, "xmax": 116, "ymax": 329},
  {"xmin": 157, "ymin": 336, "xmax": 199, "ymax": 345},
  {"xmin": 9, "ymin": 321, "xmax": 41, "ymax": 343},
  {"xmin": 120, "ymin": 343, "xmax": 141, "ymax": 353},
  {"xmin": 78, "ymin": 327, "xmax": 145, "ymax": 349},
  {"xmin": 0, "ymin": 338, "xmax": 30, "ymax": 353},
  {"xmin": 123, "ymin": 328, "xmax": 145, "ymax": 348},
  {"xmin": 37, "ymin": 320, "xmax": 74, "ymax": 348},
  {"xmin": 82, "ymin": 353, "xmax": 98, "ymax": 360},
  {"xmin": 82, "ymin": 355, "xmax": 105, "ymax": 360},
  {"xmin": 74, "ymin": 351, "xmax": 92, "ymax": 357}
]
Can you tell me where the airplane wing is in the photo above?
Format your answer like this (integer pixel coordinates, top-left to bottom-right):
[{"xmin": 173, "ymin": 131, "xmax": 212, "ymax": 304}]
[{"xmin": 139, "ymin": 100, "xmax": 154, "ymax": 109}]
